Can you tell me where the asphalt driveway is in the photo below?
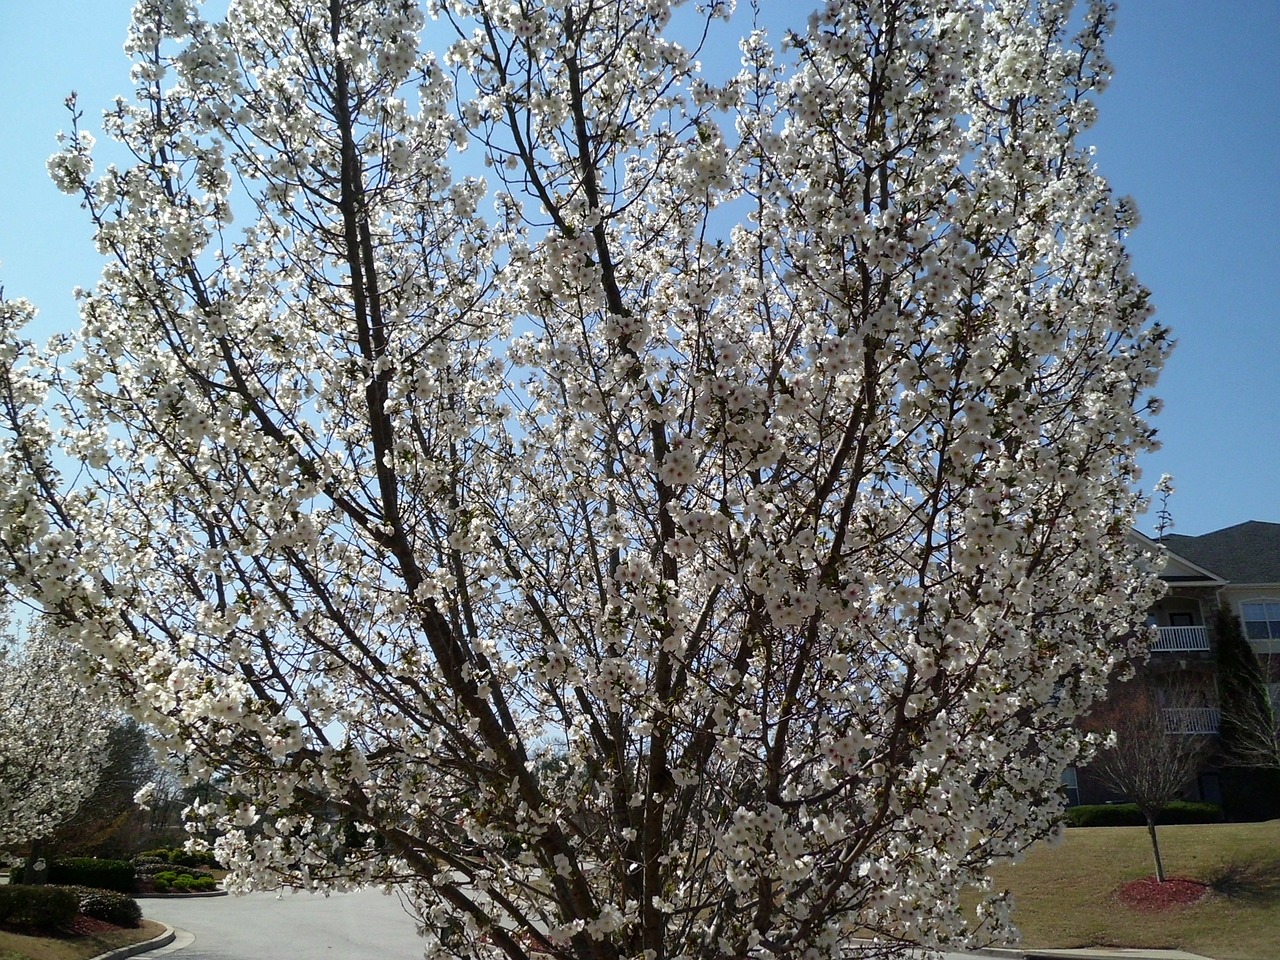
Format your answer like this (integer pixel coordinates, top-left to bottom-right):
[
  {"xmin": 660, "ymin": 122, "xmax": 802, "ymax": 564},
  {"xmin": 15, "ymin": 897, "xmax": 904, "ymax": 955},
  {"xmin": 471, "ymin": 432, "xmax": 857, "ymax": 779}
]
[
  {"xmin": 142, "ymin": 888, "xmax": 1020, "ymax": 960},
  {"xmin": 144, "ymin": 887, "xmax": 429, "ymax": 960}
]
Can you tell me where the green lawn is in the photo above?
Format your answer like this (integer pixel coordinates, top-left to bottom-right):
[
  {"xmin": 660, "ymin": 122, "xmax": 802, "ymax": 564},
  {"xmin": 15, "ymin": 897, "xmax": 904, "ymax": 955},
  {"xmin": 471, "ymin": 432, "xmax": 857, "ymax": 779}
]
[
  {"xmin": 0, "ymin": 919, "xmax": 165, "ymax": 960},
  {"xmin": 984, "ymin": 820, "xmax": 1280, "ymax": 960}
]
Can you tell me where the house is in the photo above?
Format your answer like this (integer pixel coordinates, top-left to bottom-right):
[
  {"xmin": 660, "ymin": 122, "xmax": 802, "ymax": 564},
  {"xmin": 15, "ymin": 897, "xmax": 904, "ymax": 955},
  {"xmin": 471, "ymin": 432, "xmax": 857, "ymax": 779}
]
[{"xmin": 1066, "ymin": 520, "xmax": 1280, "ymax": 809}]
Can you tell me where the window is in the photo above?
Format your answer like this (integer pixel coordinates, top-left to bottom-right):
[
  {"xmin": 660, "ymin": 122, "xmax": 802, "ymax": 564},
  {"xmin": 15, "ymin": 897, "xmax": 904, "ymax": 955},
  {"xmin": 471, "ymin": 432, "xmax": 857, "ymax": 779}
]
[
  {"xmin": 1062, "ymin": 767, "xmax": 1080, "ymax": 807},
  {"xmin": 1241, "ymin": 601, "xmax": 1280, "ymax": 641}
]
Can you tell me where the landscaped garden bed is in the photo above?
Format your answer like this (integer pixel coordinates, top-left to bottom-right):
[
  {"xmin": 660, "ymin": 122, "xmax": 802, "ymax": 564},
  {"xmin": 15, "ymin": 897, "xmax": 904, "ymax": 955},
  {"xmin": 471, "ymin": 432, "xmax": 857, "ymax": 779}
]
[
  {"xmin": 0, "ymin": 879, "xmax": 163, "ymax": 960},
  {"xmin": 131, "ymin": 846, "xmax": 223, "ymax": 895},
  {"xmin": 975, "ymin": 820, "xmax": 1280, "ymax": 960},
  {"xmin": 1115, "ymin": 875, "xmax": 1210, "ymax": 912}
]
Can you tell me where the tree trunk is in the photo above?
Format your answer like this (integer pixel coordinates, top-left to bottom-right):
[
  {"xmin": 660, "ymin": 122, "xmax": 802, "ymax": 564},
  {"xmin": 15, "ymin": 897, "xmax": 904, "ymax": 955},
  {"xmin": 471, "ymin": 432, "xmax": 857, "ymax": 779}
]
[
  {"xmin": 21, "ymin": 837, "xmax": 47, "ymax": 885},
  {"xmin": 1145, "ymin": 814, "xmax": 1166, "ymax": 882}
]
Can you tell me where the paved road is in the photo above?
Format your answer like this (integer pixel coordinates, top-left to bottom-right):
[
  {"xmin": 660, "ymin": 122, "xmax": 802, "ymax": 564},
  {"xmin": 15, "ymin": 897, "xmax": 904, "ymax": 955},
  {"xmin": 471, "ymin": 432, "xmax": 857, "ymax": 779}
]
[
  {"xmin": 143, "ymin": 889, "xmax": 1007, "ymax": 960},
  {"xmin": 144, "ymin": 888, "xmax": 430, "ymax": 960}
]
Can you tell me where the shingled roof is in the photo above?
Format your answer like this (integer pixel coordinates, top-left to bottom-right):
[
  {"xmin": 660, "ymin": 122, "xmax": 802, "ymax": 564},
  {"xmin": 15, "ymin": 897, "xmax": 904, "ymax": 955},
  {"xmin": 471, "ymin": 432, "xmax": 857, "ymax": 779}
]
[{"xmin": 1162, "ymin": 521, "xmax": 1280, "ymax": 584}]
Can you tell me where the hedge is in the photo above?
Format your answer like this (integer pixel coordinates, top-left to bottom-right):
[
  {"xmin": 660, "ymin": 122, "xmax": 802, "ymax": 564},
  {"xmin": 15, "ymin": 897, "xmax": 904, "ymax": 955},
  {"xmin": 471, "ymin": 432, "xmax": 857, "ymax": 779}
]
[
  {"xmin": 45, "ymin": 857, "xmax": 137, "ymax": 892},
  {"xmin": 0, "ymin": 884, "xmax": 79, "ymax": 931},
  {"xmin": 61, "ymin": 885, "xmax": 143, "ymax": 927},
  {"xmin": 1064, "ymin": 800, "xmax": 1224, "ymax": 827},
  {"xmin": 153, "ymin": 872, "xmax": 217, "ymax": 893},
  {"xmin": 135, "ymin": 846, "xmax": 221, "ymax": 869},
  {"xmin": 9, "ymin": 857, "xmax": 138, "ymax": 892}
]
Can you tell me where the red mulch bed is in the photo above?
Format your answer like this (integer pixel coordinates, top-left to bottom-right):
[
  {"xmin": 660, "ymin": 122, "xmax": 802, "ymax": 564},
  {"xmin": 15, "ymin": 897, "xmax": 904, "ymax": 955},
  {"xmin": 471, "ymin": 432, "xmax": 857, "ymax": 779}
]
[
  {"xmin": 0, "ymin": 914, "xmax": 125, "ymax": 938},
  {"xmin": 1116, "ymin": 875, "xmax": 1210, "ymax": 911},
  {"xmin": 63, "ymin": 914, "xmax": 125, "ymax": 936}
]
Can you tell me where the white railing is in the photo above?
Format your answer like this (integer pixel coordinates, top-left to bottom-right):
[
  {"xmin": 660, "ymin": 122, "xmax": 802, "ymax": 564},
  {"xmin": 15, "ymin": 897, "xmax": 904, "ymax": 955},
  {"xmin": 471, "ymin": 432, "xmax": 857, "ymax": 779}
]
[
  {"xmin": 1151, "ymin": 625, "xmax": 1210, "ymax": 652},
  {"xmin": 1163, "ymin": 707, "xmax": 1220, "ymax": 735}
]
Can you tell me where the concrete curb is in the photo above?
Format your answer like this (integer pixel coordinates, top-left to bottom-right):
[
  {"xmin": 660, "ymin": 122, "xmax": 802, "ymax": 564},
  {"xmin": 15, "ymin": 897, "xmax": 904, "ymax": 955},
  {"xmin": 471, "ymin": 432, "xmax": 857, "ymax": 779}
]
[
  {"xmin": 133, "ymin": 888, "xmax": 228, "ymax": 899},
  {"xmin": 851, "ymin": 938, "xmax": 1217, "ymax": 960},
  {"xmin": 86, "ymin": 922, "xmax": 175, "ymax": 960},
  {"xmin": 966, "ymin": 947, "xmax": 1216, "ymax": 960}
]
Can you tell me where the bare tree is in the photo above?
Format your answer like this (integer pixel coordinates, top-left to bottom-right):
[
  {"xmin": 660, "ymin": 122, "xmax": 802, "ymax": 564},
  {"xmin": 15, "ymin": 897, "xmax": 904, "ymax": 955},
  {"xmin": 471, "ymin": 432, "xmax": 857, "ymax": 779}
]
[{"xmin": 1087, "ymin": 678, "xmax": 1213, "ymax": 882}]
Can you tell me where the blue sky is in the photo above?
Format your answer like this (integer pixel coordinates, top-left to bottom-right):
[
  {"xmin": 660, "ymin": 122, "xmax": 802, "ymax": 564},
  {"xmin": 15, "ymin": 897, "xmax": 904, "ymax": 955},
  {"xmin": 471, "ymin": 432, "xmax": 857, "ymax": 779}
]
[{"xmin": 1, "ymin": 1, "xmax": 1276, "ymax": 538}]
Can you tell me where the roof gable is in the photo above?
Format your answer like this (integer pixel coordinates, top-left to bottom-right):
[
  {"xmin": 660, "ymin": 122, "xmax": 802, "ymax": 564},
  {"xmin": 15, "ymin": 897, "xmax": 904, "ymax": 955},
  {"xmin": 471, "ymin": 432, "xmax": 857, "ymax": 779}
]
[
  {"xmin": 1160, "ymin": 550, "xmax": 1224, "ymax": 582},
  {"xmin": 1127, "ymin": 529, "xmax": 1223, "ymax": 583}
]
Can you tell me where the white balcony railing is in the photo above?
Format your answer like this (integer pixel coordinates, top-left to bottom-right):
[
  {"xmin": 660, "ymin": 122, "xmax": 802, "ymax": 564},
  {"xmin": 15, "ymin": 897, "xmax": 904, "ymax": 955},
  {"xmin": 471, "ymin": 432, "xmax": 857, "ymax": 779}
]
[
  {"xmin": 1163, "ymin": 707, "xmax": 1220, "ymax": 735},
  {"xmin": 1151, "ymin": 625, "xmax": 1210, "ymax": 652}
]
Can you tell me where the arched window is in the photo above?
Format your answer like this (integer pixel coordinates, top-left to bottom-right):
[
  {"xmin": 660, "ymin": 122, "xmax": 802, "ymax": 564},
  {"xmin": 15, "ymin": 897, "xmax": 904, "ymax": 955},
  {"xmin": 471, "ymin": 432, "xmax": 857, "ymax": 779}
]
[{"xmin": 1241, "ymin": 601, "xmax": 1280, "ymax": 641}]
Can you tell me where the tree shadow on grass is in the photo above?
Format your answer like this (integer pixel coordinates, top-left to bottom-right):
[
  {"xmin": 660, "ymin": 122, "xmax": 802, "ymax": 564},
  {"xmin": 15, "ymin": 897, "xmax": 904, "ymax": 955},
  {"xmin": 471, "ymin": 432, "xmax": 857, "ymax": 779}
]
[{"xmin": 1206, "ymin": 858, "xmax": 1280, "ymax": 904}]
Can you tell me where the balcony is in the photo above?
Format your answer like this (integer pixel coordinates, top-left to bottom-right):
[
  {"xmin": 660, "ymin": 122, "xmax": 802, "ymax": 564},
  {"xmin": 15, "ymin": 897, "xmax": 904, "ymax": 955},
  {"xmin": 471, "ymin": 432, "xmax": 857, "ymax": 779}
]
[
  {"xmin": 1163, "ymin": 707, "xmax": 1220, "ymax": 735},
  {"xmin": 1150, "ymin": 625, "xmax": 1210, "ymax": 652}
]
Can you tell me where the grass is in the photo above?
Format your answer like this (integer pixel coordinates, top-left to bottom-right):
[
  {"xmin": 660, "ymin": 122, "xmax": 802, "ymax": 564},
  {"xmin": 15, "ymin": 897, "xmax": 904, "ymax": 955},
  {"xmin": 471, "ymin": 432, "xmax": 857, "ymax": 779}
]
[
  {"xmin": 0, "ymin": 919, "xmax": 165, "ymax": 960},
  {"xmin": 983, "ymin": 820, "xmax": 1280, "ymax": 960}
]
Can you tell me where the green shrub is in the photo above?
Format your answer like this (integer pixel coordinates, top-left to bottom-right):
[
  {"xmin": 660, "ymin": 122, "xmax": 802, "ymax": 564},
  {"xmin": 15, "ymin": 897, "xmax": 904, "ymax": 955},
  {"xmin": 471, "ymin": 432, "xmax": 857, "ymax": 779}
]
[
  {"xmin": 134, "ymin": 846, "xmax": 220, "ymax": 869},
  {"xmin": 1064, "ymin": 801, "xmax": 1224, "ymax": 827},
  {"xmin": 154, "ymin": 867, "xmax": 212, "ymax": 881},
  {"xmin": 174, "ymin": 875, "xmax": 215, "ymax": 891},
  {"xmin": 170, "ymin": 849, "xmax": 219, "ymax": 868},
  {"xmin": 41, "ymin": 857, "xmax": 136, "ymax": 893},
  {"xmin": 133, "ymin": 860, "xmax": 173, "ymax": 879},
  {"xmin": 0, "ymin": 884, "xmax": 79, "ymax": 931},
  {"xmin": 61, "ymin": 886, "xmax": 142, "ymax": 927},
  {"xmin": 150, "ymin": 868, "xmax": 216, "ymax": 893}
]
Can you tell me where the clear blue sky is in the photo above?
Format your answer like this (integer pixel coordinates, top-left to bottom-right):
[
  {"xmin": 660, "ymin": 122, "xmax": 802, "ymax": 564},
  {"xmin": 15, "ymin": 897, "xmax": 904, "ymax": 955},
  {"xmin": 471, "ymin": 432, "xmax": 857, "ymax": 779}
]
[{"xmin": 1, "ymin": 1, "xmax": 1276, "ymax": 538}]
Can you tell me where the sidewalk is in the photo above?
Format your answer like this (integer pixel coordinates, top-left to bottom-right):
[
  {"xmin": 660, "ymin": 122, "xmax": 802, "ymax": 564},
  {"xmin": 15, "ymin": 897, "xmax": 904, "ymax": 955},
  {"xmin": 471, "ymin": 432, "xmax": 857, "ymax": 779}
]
[{"xmin": 973, "ymin": 947, "xmax": 1216, "ymax": 960}]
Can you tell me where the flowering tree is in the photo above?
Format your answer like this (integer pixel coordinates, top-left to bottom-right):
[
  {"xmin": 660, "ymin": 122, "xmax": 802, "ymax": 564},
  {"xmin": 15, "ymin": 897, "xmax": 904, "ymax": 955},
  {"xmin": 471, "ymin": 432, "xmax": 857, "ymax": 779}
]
[
  {"xmin": 0, "ymin": 615, "xmax": 111, "ymax": 849},
  {"xmin": 0, "ymin": 0, "xmax": 1169, "ymax": 955}
]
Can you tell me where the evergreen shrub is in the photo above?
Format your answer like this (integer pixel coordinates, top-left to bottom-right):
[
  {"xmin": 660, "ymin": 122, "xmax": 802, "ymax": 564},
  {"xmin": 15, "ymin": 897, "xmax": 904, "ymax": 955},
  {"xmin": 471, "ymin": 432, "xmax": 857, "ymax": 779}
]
[
  {"xmin": 0, "ymin": 884, "xmax": 79, "ymax": 931},
  {"xmin": 44, "ymin": 857, "xmax": 136, "ymax": 892},
  {"xmin": 1064, "ymin": 800, "xmax": 1223, "ymax": 827},
  {"xmin": 62, "ymin": 885, "xmax": 143, "ymax": 927}
]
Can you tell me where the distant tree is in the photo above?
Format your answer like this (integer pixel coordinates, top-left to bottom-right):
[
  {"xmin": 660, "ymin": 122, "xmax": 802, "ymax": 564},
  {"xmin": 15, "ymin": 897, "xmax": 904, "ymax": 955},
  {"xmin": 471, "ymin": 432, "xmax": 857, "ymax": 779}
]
[
  {"xmin": 0, "ymin": 615, "xmax": 112, "ymax": 850},
  {"xmin": 1215, "ymin": 606, "xmax": 1280, "ymax": 770},
  {"xmin": 50, "ymin": 717, "xmax": 158, "ymax": 857},
  {"xmin": 1087, "ymin": 677, "xmax": 1211, "ymax": 881},
  {"xmin": 1152, "ymin": 474, "xmax": 1175, "ymax": 541}
]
